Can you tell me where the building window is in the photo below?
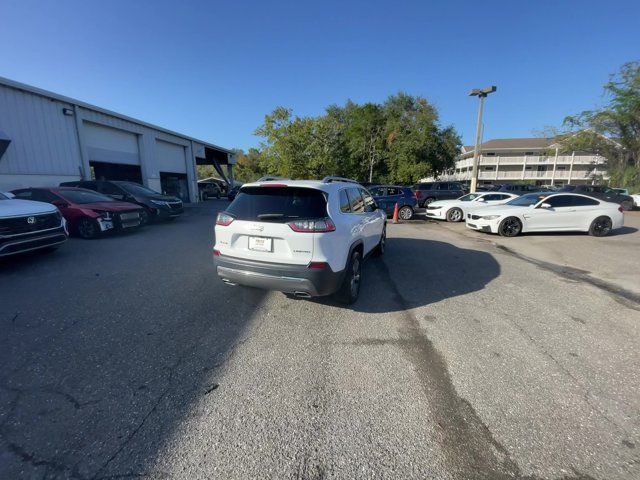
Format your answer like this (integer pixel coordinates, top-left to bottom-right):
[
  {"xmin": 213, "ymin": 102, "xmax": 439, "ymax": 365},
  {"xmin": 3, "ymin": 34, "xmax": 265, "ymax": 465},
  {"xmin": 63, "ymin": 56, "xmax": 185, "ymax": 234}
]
[
  {"xmin": 557, "ymin": 166, "xmax": 566, "ymax": 170},
  {"xmin": 484, "ymin": 166, "xmax": 495, "ymax": 171},
  {"xmin": 484, "ymin": 152, "xmax": 496, "ymax": 156},
  {"xmin": 524, "ymin": 151, "xmax": 535, "ymax": 155}
]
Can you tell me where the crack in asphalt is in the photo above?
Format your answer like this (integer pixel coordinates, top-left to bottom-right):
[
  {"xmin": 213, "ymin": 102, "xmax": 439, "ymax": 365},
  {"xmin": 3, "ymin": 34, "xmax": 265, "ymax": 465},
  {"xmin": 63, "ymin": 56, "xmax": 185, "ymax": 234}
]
[{"xmin": 373, "ymin": 258, "xmax": 599, "ymax": 480}]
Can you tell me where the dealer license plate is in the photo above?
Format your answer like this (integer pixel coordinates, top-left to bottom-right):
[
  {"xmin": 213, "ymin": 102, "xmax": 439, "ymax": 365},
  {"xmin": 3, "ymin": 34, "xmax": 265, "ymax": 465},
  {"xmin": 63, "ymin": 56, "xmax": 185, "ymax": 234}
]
[{"xmin": 249, "ymin": 236, "xmax": 272, "ymax": 252}]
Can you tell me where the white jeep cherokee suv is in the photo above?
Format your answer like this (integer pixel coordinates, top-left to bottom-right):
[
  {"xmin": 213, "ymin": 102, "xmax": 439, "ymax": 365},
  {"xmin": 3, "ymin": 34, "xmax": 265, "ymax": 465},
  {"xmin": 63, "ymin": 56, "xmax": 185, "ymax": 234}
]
[{"xmin": 213, "ymin": 177, "xmax": 386, "ymax": 304}]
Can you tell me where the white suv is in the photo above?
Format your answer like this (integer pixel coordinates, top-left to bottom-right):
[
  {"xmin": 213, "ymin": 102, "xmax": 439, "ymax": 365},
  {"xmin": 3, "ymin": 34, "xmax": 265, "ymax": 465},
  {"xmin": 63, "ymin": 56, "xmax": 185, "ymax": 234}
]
[{"xmin": 213, "ymin": 177, "xmax": 386, "ymax": 304}]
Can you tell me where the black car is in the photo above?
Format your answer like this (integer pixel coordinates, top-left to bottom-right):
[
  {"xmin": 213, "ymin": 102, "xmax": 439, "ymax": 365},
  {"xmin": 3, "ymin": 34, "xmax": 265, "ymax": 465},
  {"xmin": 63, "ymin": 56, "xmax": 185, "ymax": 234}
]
[
  {"xmin": 368, "ymin": 185, "xmax": 418, "ymax": 220},
  {"xmin": 558, "ymin": 185, "xmax": 634, "ymax": 210},
  {"xmin": 412, "ymin": 182, "xmax": 466, "ymax": 207},
  {"xmin": 60, "ymin": 180, "xmax": 184, "ymax": 223}
]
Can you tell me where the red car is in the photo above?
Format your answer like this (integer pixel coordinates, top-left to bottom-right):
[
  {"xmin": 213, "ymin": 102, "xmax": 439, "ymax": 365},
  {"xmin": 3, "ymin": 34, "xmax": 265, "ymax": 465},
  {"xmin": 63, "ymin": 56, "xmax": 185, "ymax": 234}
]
[{"xmin": 12, "ymin": 187, "xmax": 144, "ymax": 239}]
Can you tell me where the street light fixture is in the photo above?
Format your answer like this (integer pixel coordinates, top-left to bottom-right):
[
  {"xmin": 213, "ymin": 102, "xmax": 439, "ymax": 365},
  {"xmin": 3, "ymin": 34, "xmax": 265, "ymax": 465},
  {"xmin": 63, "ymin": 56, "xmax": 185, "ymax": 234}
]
[{"xmin": 469, "ymin": 85, "xmax": 497, "ymax": 193}]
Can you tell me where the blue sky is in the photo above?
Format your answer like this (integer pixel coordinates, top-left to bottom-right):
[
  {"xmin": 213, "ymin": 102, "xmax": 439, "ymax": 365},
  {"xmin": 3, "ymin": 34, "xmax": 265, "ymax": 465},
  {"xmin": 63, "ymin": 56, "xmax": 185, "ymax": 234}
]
[{"xmin": 1, "ymin": 0, "xmax": 639, "ymax": 150}]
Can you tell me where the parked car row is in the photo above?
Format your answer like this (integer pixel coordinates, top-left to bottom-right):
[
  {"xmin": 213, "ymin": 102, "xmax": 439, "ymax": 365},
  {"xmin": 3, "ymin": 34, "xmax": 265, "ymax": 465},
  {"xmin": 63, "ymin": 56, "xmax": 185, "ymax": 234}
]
[
  {"xmin": 426, "ymin": 190, "xmax": 625, "ymax": 237},
  {"xmin": 1, "ymin": 180, "xmax": 185, "ymax": 258}
]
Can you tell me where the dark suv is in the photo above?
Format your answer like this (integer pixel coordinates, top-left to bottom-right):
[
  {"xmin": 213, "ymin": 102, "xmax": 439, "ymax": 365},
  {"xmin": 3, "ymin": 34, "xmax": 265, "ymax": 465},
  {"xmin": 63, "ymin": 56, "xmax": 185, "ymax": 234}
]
[
  {"xmin": 368, "ymin": 185, "xmax": 417, "ymax": 220},
  {"xmin": 496, "ymin": 184, "xmax": 545, "ymax": 194},
  {"xmin": 413, "ymin": 182, "xmax": 466, "ymax": 207},
  {"xmin": 60, "ymin": 180, "xmax": 184, "ymax": 223},
  {"xmin": 558, "ymin": 185, "xmax": 634, "ymax": 210}
]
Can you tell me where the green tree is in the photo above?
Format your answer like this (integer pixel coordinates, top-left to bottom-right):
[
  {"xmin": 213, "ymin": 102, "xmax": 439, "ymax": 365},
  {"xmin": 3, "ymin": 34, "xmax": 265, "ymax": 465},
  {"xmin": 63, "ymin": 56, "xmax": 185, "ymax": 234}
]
[{"xmin": 557, "ymin": 61, "xmax": 640, "ymax": 189}]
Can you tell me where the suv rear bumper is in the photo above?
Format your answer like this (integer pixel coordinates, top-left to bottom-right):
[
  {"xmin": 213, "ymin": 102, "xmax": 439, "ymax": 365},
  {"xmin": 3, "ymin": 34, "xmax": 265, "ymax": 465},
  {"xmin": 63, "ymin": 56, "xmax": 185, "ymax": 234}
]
[{"xmin": 215, "ymin": 254, "xmax": 345, "ymax": 297}]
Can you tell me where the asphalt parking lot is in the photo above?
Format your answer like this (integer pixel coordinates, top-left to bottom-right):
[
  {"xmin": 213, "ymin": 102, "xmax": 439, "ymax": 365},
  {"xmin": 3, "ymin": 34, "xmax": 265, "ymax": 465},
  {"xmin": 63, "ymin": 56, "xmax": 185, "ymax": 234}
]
[{"xmin": 1, "ymin": 201, "xmax": 639, "ymax": 479}]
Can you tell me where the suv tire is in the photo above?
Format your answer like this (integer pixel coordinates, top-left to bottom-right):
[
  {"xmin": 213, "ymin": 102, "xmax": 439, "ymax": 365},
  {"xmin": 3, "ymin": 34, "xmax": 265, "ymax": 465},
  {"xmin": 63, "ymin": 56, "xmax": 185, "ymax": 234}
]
[
  {"xmin": 373, "ymin": 226, "xmax": 386, "ymax": 256},
  {"xmin": 423, "ymin": 197, "xmax": 436, "ymax": 207},
  {"xmin": 398, "ymin": 206, "xmax": 413, "ymax": 220},
  {"xmin": 336, "ymin": 250, "xmax": 362, "ymax": 305}
]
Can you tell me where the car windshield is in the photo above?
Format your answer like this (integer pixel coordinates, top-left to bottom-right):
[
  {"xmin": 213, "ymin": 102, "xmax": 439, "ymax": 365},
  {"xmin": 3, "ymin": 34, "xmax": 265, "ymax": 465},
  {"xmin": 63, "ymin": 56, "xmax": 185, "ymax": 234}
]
[
  {"xmin": 505, "ymin": 193, "xmax": 548, "ymax": 206},
  {"xmin": 59, "ymin": 189, "xmax": 114, "ymax": 204},
  {"xmin": 116, "ymin": 182, "xmax": 161, "ymax": 196},
  {"xmin": 458, "ymin": 193, "xmax": 483, "ymax": 201},
  {"xmin": 226, "ymin": 186, "xmax": 327, "ymax": 222}
]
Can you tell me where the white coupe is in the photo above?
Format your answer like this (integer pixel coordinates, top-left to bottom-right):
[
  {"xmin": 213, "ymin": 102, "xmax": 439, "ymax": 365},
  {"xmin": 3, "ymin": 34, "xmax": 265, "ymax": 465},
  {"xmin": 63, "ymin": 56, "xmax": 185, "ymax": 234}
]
[
  {"xmin": 465, "ymin": 192, "xmax": 624, "ymax": 237},
  {"xmin": 425, "ymin": 192, "xmax": 518, "ymax": 222}
]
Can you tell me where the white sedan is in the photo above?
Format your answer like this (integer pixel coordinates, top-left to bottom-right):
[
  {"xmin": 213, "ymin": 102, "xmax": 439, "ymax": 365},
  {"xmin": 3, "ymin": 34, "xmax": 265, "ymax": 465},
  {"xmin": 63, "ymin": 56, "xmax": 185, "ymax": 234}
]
[
  {"xmin": 631, "ymin": 193, "xmax": 640, "ymax": 208},
  {"xmin": 466, "ymin": 192, "xmax": 624, "ymax": 237},
  {"xmin": 425, "ymin": 192, "xmax": 518, "ymax": 222}
]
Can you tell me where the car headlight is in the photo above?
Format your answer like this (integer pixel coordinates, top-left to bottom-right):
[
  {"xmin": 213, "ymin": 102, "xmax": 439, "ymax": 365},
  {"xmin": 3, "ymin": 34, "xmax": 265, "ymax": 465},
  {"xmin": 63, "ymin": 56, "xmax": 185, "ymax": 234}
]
[
  {"xmin": 482, "ymin": 215, "xmax": 501, "ymax": 220},
  {"xmin": 150, "ymin": 200, "xmax": 169, "ymax": 207}
]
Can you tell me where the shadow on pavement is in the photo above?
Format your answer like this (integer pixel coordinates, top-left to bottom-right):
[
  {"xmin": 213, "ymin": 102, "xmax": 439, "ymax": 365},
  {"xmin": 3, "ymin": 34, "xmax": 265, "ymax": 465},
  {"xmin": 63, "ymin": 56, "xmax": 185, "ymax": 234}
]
[
  {"xmin": 0, "ymin": 203, "xmax": 266, "ymax": 479},
  {"xmin": 312, "ymin": 237, "xmax": 500, "ymax": 313}
]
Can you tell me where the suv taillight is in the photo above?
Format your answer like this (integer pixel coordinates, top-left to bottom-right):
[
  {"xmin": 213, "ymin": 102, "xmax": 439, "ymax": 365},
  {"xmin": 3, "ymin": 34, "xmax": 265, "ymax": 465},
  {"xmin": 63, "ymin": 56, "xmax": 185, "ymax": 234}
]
[
  {"xmin": 414, "ymin": 191, "xmax": 420, "ymax": 199},
  {"xmin": 288, "ymin": 218, "xmax": 336, "ymax": 233},
  {"xmin": 216, "ymin": 212, "xmax": 234, "ymax": 226}
]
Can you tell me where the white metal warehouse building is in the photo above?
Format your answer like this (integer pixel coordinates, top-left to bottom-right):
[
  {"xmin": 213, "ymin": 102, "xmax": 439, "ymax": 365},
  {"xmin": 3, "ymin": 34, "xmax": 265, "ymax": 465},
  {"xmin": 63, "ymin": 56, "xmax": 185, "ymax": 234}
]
[{"xmin": 0, "ymin": 76, "xmax": 234, "ymax": 202}]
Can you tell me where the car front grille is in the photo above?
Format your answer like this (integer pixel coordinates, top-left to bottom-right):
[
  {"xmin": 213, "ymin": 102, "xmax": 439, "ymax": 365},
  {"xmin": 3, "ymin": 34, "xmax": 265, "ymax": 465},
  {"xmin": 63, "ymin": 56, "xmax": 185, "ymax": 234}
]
[
  {"xmin": 168, "ymin": 201, "xmax": 183, "ymax": 210},
  {"xmin": 0, "ymin": 212, "xmax": 61, "ymax": 236}
]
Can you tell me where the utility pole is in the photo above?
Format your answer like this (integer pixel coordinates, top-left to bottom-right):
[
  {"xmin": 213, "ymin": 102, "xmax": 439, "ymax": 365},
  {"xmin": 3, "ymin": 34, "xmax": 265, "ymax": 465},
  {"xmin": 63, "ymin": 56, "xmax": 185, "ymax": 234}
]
[{"xmin": 469, "ymin": 86, "xmax": 496, "ymax": 193}]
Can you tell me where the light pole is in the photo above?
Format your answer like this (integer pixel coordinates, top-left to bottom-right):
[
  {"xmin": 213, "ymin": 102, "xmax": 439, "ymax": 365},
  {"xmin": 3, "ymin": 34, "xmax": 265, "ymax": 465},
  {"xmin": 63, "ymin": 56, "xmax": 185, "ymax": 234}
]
[{"xmin": 469, "ymin": 86, "xmax": 496, "ymax": 193}]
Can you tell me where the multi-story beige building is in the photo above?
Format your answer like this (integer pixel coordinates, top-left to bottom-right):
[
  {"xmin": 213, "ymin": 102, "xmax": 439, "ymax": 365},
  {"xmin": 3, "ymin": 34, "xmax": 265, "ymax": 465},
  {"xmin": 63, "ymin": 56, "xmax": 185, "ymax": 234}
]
[{"xmin": 450, "ymin": 138, "xmax": 607, "ymax": 187}]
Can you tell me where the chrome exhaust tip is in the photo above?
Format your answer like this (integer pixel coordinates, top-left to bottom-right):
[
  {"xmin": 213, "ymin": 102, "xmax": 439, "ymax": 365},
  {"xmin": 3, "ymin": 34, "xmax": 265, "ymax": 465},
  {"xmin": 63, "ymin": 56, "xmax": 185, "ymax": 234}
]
[
  {"xmin": 293, "ymin": 291, "xmax": 311, "ymax": 298},
  {"xmin": 221, "ymin": 278, "xmax": 237, "ymax": 286}
]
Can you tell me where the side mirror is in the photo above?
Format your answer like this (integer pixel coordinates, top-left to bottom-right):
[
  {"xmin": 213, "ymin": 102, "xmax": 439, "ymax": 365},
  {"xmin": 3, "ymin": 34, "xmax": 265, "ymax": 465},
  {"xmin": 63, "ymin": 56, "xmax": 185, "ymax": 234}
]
[
  {"xmin": 539, "ymin": 202, "xmax": 552, "ymax": 209},
  {"xmin": 477, "ymin": 197, "xmax": 486, "ymax": 202}
]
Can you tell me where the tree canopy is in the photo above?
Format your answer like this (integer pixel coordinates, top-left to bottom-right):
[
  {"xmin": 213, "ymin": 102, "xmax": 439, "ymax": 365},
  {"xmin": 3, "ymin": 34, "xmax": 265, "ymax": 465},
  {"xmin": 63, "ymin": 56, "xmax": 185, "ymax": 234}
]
[
  {"xmin": 227, "ymin": 93, "xmax": 461, "ymax": 184},
  {"xmin": 555, "ymin": 61, "xmax": 640, "ymax": 189}
]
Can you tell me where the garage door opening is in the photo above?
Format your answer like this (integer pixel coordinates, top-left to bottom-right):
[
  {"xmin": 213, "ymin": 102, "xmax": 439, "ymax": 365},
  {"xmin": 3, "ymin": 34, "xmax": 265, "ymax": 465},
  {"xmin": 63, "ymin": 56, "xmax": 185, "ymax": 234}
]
[
  {"xmin": 160, "ymin": 172, "xmax": 189, "ymax": 202},
  {"xmin": 90, "ymin": 161, "xmax": 142, "ymax": 183}
]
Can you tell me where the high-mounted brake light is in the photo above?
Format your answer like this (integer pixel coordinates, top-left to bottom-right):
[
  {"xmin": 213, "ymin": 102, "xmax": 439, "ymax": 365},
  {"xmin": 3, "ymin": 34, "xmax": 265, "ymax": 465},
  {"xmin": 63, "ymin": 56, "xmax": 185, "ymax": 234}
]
[
  {"xmin": 288, "ymin": 218, "xmax": 336, "ymax": 233},
  {"xmin": 260, "ymin": 183, "xmax": 288, "ymax": 187},
  {"xmin": 216, "ymin": 213, "xmax": 234, "ymax": 226}
]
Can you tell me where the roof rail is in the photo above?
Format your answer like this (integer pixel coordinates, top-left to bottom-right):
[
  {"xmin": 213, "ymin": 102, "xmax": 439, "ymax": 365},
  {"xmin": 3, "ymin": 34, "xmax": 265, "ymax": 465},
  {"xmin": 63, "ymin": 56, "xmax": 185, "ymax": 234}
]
[{"xmin": 321, "ymin": 176, "xmax": 360, "ymax": 184}]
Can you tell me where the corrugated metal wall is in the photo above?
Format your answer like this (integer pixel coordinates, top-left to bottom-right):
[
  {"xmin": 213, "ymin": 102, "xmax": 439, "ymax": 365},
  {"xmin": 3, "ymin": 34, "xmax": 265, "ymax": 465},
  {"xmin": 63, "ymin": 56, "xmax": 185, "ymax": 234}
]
[
  {"xmin": 0, "ymin": 85, "xmax": 81, "ymax": 176},
  {"xmin": 0, "ymin": 82, "xmax": 202, "ymax": 201}
]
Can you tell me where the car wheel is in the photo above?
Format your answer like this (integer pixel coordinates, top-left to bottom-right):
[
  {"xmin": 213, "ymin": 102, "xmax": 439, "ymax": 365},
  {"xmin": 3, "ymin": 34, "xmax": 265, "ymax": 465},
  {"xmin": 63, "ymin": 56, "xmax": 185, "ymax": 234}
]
[
  {"xmin": 139, "ymin": 209, "xmax": 150, "ymax": 226},
  {"xmin": 202, "ymin": 192, "xmax": 209, "ymax": 201},
  {"xmin": 446, "ymin": 207, "xmax": 463, "ymax": 222},
  {"xmin": 498, "ymin": 217, "xmax": 522, "ymax": 237},
  {"xmin": 336, "ymin": 250, "xmax": 362, "ymax": 305},
  {"xmin": 373, "ymin": 226, "xmax": 386, "ymax": 257},
  {"xmin": 620, "ymin": 200, "xmax": 633, "ymax": 211},
  {"xmin": 589, "ymin": 216, "xmax": 612, "ymax": 237},
  {"xmin": 398, "ymin": 206, "xmax": 413, "ymax": 220},
  {"xmin": 77, "ymin": 217, "xmax": 99, "ymax": 239},
  {"xmin": 424, "ymin": 197, "xmax": 436, "ymax": 206}
]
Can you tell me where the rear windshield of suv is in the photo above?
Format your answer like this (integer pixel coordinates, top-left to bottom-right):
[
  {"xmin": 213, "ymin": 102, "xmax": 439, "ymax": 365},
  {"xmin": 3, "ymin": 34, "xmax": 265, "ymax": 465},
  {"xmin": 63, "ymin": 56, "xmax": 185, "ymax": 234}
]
[{"xmin": 226, "ymin": 186, "xmax": 327, "ymax": 222}]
